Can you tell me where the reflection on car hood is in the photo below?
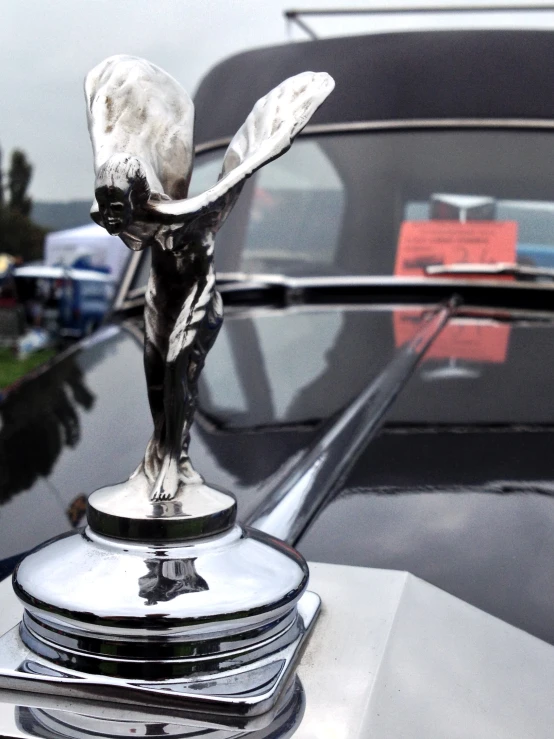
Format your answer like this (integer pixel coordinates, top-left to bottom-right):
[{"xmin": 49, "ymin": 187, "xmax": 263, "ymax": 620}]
[
  {"xmin": 2, "ymin": 305, "xmax": 554, "ymax": 648},
  {"xmin": 298, "ymin": 428, "xmax": 554, "ymax": 646}
]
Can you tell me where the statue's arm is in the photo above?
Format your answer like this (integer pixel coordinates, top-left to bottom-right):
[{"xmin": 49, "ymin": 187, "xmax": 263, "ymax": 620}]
[{"xmin": 145, "ymin": 71, "xmax": 334, "ymax": 225}]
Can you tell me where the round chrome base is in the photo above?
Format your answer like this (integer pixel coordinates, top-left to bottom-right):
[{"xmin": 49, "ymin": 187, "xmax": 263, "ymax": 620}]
[
  {"xmin": 19, "ymin": 605, "xmax": 301, "ymax": 680},
  {"xmin": 14, "ymin": 524, "xmax": 308, "ymax": 680},
  {"xmin": 8, "ymin": 479, "xmax": 319, "ymax": 721},
  {"xmin": 0, "ymin": 591, "xmax": 319, "ymax": 728}
]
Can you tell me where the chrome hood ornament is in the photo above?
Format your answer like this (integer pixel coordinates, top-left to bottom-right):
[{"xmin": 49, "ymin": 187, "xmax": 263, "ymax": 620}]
[
  {"xmin": 87, "ymin": 55, "xmax": 333, "ymax": 505},
  {"xmin": 0, "ymin": 55, "xmax": 334, "ymax": 734}
]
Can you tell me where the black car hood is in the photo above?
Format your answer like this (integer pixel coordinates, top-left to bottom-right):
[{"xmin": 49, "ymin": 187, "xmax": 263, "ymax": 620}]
[
  {"xmin": 2, "ymin": 302, "xmax": 554, "ymax": 646},
  {"xmin": 298, "ymin": 428, "xmax": 554, "ymax": 646}
]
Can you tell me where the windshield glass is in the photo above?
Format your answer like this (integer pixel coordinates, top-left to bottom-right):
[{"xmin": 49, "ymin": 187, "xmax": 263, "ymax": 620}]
[{"xmin": 130, "ymin": 129, "xmax": 554, "ymax": 289}]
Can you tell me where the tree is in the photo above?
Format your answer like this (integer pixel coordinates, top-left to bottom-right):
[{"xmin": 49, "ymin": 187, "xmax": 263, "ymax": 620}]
[
  {"xmin": 8, "ymin": 149, "xmax": 32, "ymax": 217},
  {"xmin": 0, "ymin": 208, "xmax": 46, "ymax": 262},
  {"xmin": 0, "ymin": 144, "xmax": 46, "ymax": 262}
]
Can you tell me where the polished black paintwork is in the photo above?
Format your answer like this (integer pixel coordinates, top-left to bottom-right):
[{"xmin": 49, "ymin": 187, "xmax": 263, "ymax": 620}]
[
  {"xmin": 0, "ymin": 307, "xmax": 393, "ymax": 565},
  {"xmin": 298, "ymin": 429, "xmax": 554, "ymax": 645},
  {"xmin": 0, "ymin": 306, "xmax": 399, "ymax": 557},
  {"xmin": 4, "ymin": 302, "xmax": 554, "ymax": 646},
  {"xmin": 0, "ymin": 327, "xmax": 152, "ymax": 567},
  {"xmin": 389, "ymin": 320, "xmax": 554, "ymax": 424},
  {"xmin": 295, "ymin": 313, "xmax": 554, "ymax": 643}
]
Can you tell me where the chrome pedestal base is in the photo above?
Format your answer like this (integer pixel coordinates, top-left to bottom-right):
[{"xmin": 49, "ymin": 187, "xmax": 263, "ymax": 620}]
[
  {"xmin": 0, "ymin": 483, "xmax": 320, "ymax": 729},
  {"xmin": 87, "ymin": 479, "xmax": 238, "ymax": 542},
  {"xmin": 0, "ymin": 593, "xmax": 317, "ymax": 730}
]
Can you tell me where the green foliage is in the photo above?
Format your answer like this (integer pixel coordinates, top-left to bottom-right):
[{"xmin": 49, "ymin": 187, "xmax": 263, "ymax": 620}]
[
  {"xmin": 0, "ymin": 144, "xmax": 47, "ymax": 261},
  {"xmin": 0, "ymin": 347, "xmax": 56, "ymax": 389},
  {"xmin": 0, "ymin": 208, "xmax": 46, "ymax": 262}
]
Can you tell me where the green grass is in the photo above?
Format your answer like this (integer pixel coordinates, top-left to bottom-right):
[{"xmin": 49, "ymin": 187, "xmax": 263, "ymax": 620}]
[{"xmin": 0, "ymin": 347, "xmax": 57, "ymax": 389}]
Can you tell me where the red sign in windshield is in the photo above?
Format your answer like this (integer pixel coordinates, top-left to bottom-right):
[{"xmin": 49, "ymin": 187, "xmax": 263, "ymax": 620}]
[
  {"xmin": 393, "ymin": 221, "xmax": 516, "ymax": 363},
  {"xmin": 394, "ymin": 221, "xmax": 517, "ymax": 277}
]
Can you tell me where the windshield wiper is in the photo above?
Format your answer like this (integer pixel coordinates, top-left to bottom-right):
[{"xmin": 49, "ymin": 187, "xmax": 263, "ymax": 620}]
[{"xmin": 425, "ymin": 262, "xmax": 554, "ymax": 281}]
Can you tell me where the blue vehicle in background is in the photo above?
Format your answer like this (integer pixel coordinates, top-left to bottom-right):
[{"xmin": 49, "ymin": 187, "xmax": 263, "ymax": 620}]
[{"xmin": 13, "ymin": 264, "xmax": 115, "ymax": 340}]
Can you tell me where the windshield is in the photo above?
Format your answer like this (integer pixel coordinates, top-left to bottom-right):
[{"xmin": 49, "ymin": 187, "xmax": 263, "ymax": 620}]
[{"xmin": 129, "ymin": 128, "xmax": 554, "ymax": 291}]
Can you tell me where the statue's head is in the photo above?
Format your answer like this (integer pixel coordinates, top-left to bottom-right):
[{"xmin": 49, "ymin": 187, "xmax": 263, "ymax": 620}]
[{"xmin": 95, "ymin": 155, "xmax": 150, "ymax": 234}]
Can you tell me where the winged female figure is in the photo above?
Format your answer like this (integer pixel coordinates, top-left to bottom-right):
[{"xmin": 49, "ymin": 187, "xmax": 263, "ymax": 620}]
[{"xmin": 86, "ymin": 55, "xmax": 334, "ymax": 502}]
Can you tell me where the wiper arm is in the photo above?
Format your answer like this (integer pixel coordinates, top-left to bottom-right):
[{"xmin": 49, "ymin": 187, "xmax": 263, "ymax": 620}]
[{"xmin": 425, "ymin": 262, "xmax": 554, "ymax": 281}]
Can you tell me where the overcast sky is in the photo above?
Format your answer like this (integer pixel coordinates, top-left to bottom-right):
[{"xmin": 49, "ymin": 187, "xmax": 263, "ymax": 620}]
[{"xmin": 3, "ymin": 0, "xmax": 554, "ymax": 202}]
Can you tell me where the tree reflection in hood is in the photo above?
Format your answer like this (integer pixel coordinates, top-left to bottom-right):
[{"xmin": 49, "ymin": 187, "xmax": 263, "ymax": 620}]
[{"xmin": 0, "ymin": 355, "xmax": 95, "ymax": 504}]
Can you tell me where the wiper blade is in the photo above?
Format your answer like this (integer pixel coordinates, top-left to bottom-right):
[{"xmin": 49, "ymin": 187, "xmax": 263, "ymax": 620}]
[{"xmin": 425, "ymin": 262, "xmax": 554, "ymax": 281}]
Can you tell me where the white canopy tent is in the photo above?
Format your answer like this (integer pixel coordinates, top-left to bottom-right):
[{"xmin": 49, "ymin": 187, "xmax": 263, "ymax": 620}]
[{"xmin": 44, "ymin": 223, "xmax": 130, "ymax": 280}]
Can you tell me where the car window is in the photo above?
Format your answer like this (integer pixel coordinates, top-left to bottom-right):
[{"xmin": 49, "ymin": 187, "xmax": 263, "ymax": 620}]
[
  {"xmin": 406, "ymin": 197, "xmax": 554, "ymax": 266},
  {"xmin": 126, "ymin": 128, "xmax": 554, "ymax": 292},
  {"xmin": 190, "ymin": 141, "xmax": 345, "ymax": 271},
  {"xmin": 241, "ymin": 140, "xmax": 345, "ymax": 271}
]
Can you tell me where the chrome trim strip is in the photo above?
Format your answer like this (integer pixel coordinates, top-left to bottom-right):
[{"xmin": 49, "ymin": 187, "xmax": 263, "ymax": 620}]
[
  {"xmin": 120, "ymin": 295, "xmax": 147, "ymax": 310},
  {"xmin": 304, "ymin": 118, "xmax": 554, "ymax": 133},
  {"xmin": 127, "ymin": 286, "xmax": 147, "ymax": 300},
  {"xmin": 195, "ymin": 137, "xmax": 234, "ymax": 153},
  {"xmin": 248, "ymin": 300, "xmax": 456, "ymax": 543},
  {"xmin": 285, "ymin": 2, "xmax": 554, "ymax": 36},
  {"xmin": 121, "ymin": 318, "xmax": 145, "ymax": 344},
  {"xmin": 113, "ymin": 251, "xmax": 142, "ymax": 312},
  {"xmin": 193, "ymin": 118, "xmax": 554, "ymax": 154}
]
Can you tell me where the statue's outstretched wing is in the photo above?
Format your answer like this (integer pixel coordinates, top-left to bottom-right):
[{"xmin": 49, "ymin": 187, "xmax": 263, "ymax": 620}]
[
  {"xmin": 146, "ymin": 71, "xmax": 335, "ymax": 223},
  {"xmin": 86, "ymin": 55, "xmax": 195, "ymax": 201}
]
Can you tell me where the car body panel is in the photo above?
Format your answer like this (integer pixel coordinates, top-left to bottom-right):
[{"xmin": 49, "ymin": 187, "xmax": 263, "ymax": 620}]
[{"xmin": 298, "ymin": 433, "xmax": 554, "ymax": 644}]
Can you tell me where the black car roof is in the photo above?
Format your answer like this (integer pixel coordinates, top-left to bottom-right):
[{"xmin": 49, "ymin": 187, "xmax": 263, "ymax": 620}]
[{"xmin": 193, "ymin": 29, "xmax": 554, "ymax": 145}]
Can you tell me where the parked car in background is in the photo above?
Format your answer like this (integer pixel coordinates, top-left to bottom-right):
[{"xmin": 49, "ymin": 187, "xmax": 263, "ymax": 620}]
[
  {"xmin": 13, "ymin": 264, "xmax": 115, "ymax": 340},
  {"xmin": 4, "ymin": 10, "xmax": 554, "ymax": 737},
  {"xmin": 0, "ymin": 263, "xmax": 115, "ymax": 391}
]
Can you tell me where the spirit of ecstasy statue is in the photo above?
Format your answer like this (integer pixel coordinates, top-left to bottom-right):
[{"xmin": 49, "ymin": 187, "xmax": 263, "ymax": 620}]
[
  {"xmin": 0, "ymin": 55, "xmax": 335, "ymax": 733},
  {"xmin": 86, "ymin": 55, "xmax": 334, "ymax": 502}
]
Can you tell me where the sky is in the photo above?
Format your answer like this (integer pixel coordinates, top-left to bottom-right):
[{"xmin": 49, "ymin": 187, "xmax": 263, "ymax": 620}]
[{"xmin": 2, "ymin": 0, "xmax": 554, "ymax": 202}]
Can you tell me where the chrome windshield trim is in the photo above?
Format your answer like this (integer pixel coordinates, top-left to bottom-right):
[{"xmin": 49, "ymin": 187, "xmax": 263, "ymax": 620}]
[
  {"xmin": 195, "ymin": 137, "xmax": 234, "ymax": 153},
  {"xmin": 113, "ymin": 251, "xmax": 142, "ymax": 311},
  {"xmin": 288, "ymin": 5, "xmax": 554, "ymax": 38},
  {"xmin": 248, "ymin": 300, "xmax": 456, "ymax": 544},
  {"xmin": 194, "ymin": 117, "xmax": 554, "ymax": 154},
  {"xmin": 426, "ymin": 262, "xmax": 554, "ymax": 280}
]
